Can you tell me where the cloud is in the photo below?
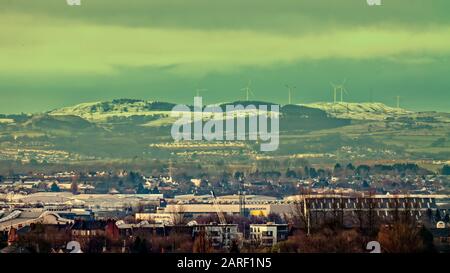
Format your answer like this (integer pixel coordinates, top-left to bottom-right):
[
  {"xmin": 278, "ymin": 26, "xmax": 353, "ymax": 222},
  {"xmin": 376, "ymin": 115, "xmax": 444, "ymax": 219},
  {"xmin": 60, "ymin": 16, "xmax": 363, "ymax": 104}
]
[
  {"xmin": 6, "ymin": 0, "xmax": 450, "ymax": 32},
  {"xmin": 1, "ymin": 12, "xmax": 450, "ymax": 77}
]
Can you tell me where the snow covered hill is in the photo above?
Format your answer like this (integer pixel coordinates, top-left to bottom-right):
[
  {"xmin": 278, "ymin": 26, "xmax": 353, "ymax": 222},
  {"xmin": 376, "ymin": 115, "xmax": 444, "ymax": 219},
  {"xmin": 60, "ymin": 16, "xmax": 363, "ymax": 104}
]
[
  {"xmin": 49, "ymin": 99, "xmax": 176, "ymax": 122},
  {"xmin": 301, "ymin": 102, "xmax": 411, "ymax": 120},
  {"xmin": 49, "ymin": 99, "xmax": 412, "ymax": 123}
]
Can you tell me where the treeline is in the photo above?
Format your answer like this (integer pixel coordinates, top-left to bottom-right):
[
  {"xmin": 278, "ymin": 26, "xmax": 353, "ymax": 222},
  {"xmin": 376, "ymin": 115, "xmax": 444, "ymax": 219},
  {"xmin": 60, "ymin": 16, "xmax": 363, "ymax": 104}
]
[
  {"xmin": 0, "ymin": 159, "xmax": 440, "ymax": 187},
  {"xmin": 243, "ymin": 162, "xmax": 431, "ymax": 180}
]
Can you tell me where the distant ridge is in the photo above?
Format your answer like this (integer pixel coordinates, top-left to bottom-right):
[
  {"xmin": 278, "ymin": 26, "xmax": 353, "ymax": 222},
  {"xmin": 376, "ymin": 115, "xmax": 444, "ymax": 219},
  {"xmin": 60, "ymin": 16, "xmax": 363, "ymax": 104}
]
[
  {"xmin": 49, "ymin": 99, "xmax": 413, "ymax": 122},
  {"xmin": 49, "ymin": 99, "xmax": 176, "ymax": 121},
  {"xmin": 300, "ymin": 102, "xmax": 411, "ymax": 120}
]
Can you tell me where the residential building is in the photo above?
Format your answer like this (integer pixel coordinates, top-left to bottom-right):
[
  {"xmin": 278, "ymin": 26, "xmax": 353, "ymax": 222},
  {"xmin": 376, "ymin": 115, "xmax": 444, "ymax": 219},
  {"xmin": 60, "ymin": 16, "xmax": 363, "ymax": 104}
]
[
  {"xmin": 250, "ymin": 222, "xmax": 289, "ymax": 247},
  {"xmin": 192, "ymin": 223, "xmax": 239, "ymax": 248}
]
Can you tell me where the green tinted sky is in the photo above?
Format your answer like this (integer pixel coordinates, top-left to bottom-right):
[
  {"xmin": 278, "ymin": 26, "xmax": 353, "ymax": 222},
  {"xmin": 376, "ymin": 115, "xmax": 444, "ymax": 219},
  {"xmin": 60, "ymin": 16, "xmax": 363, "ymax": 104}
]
[{"xmin": 1, "ymin": 0, "xmax": 450, "ymax": 113}]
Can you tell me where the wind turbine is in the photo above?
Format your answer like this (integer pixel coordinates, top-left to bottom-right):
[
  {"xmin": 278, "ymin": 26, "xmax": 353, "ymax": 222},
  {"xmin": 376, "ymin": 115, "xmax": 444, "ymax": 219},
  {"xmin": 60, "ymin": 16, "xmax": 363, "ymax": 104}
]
[
  {"xmin": 396, "ymin": 95, "xmax": 401, "ymax": 109},
  {"xmin": 330, "ymin": 79, "xmax": 348, "ymax": 103},
  {"xmin": 340, "ymin": 85, "xmax": 349, "ymax": 103},
  {"xmin": 241, "ymin": 80, "xmax": 254, "ymax": 101},
  {"xmin": 285, "ymin": 84, "xmax": 296, "ymax": 105},
  {"xmin": 330, "ymin": 82, "xmax": 338, "ymax": 103}
]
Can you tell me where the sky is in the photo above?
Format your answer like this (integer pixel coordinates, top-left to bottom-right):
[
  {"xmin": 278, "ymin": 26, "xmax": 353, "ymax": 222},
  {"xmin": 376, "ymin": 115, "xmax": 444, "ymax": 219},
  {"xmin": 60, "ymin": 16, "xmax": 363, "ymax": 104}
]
[{"xmin": 1, "ymin": 0, "xmax": 450, "ymax": 113}]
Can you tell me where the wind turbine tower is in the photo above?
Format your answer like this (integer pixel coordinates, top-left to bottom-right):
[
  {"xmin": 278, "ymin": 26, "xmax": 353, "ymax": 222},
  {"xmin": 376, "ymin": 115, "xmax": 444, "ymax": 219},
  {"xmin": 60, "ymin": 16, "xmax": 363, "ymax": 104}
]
[
  {"xmin": 396, "ymin": 96, "xmax": 401, "ymax": 109},
  {"xmin": 286, "ymin": 84, "xmax": 296, "ymax": 105},
  {"xmin": 241, "ymin": 80, "xmax": 254, "ymax": 101},
  {"xmin": 330, "ymin": 83, "xmax": 338, "ymax": 103},
  {"xmin": 330, "ymin": 79, "xmax": 348, "ymax": 103}
]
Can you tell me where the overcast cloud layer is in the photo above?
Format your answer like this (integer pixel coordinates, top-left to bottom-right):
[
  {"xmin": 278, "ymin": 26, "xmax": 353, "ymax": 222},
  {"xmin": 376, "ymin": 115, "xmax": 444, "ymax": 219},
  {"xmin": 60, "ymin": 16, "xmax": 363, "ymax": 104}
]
[{"xmin": 1, "ymin": 0, "xmax": 449, "ymax": 113}]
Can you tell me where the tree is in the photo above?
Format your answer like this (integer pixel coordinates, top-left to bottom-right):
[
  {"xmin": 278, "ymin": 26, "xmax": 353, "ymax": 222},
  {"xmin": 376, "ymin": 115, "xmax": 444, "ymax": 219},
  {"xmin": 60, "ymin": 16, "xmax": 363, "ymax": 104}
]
[
  {"xmin": 289, "ymin": 188, "xmax": 312, "ymax": 232},
  {"xmin": 279, "ymin": 229, "xmax": 364, "ymax": 253},
  {"xmin": 442, "ymin": 165, "xmax": 450, "ymax": 175},
  {"xmin": 377, "ymin": 223, "xmax": 425, "ymax": 253},
  {"xmin": 333, "ymin": 163, "xmax": 342, "ymax": 176},
  {"xmin": 169, "ymin": 204, "xmax": 187, "ymax": 225},
  {"xmin": 229, "ymin": 240, "xmax": 240, "ymax": 253},
  {"xmin": 378, "ymin": 199, "xmax": 429, "ymax": 253},
  {"xmin": 151, "ymin": 186, "xmax": 160, "ymax": 194},
  {"xmin": 234, "ymin": 171, "xmax": 244, "ymax": 181},
  {"xmin": 356, "ymin": 165, "xmax": 370, "ymax": 177},
  {"xmin": 193, "ymin": 230, "xmax": 213, "ymax": 253},
  {"xmin": 435, "ymin": 209, "xmax": 442, "ymax": 222},
  {"xmin": 346, "ymin": 163, "xmax": 355, "ymax": 171},
  {"xmin": 50, "ymin": 182, "xmax": 60, "ymax": 192},
  {"xmin": 131, "ymin": 237, "xmax": 149, "ymax": 253},
  {"xmin": 267, "ymin": 213, "xmax": 284, "ymax": 224},
  {"xmin": 444, "ymin": 213, "xmax": 450, "ymax": 223},
  {"xmin": 303, "ymin": 166, "xmax": 310, "ymax": 178},
  {"xmin": 136, "ymin": 183, "xmax": 149, "ymax": 194},
  {"xmin": 86, "ymin": 236, "xmax": 106, "ymax": 253},
  {"xmin": 419, "ymin": 226, "xmax": 436, "ymax": 253},
  {"xmin": 426, "ymin": 208, "xmax": 433, "ymax": 221},
  {"xmin": 285, "ymin": 169, "xmax": 297, "ymax": 178},
  {"xmin": 70, "ymin": 181, "xmax": 79, "ymax": 195}
]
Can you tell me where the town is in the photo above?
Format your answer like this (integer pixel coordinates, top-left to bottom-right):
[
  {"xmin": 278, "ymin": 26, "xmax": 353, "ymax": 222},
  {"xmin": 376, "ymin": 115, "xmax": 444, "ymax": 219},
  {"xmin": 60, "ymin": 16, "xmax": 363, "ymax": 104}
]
[{"xmin": 1, "ymin": 163, "xmax": 449, "ymax": 253}]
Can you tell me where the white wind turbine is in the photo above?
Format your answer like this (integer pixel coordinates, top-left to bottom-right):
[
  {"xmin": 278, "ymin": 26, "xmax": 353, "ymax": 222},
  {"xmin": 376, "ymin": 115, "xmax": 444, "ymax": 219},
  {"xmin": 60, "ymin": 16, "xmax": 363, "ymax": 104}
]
[
  {"xmin": 241, "ymin": 80, "xmax": 255, "ymax": 101},
  {"xmin": 286, "ymin": 84, "xmax": 296, "ymax": 105},
  {"xmin": 330, "ymin": 79, "xmax": 348, "ymax": 103},
  {"xmin": 330, "ymin": 82, "xmax": 338, "ymax": 103}
]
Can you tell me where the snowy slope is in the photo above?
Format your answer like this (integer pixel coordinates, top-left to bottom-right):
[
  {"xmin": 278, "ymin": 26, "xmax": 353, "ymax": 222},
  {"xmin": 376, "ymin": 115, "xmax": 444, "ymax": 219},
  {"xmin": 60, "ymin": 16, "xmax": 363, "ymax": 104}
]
[
  {"xmin": 300, "ymin": 102, "xmax": 411, "ymax": 120},
  {"xmin": 49, "ymin": 99, "xmax": 176, "ymax": 122},
  {"xmin": 49, "ymin": 99, "xmax": 280, "ymax": 123},
  {"xmin": 50, "ymin": 99, "xmax": 412, "ymax": 123}
]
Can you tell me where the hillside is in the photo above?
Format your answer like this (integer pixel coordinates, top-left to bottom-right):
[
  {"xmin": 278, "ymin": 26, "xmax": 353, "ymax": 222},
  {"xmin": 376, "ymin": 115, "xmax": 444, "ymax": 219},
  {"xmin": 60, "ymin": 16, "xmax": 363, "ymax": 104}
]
[
  {"xmin": 50, "ymin": 99, "xmax": 413, "ymax": 122},
  {"xmin": 49, "ymin": 99, "xmax": 176, "ymax": 122},
  {"xmin": 21, "ymin": 114, "xmax": 96, "ymax": 131},
  {"xmin": 1, "ymin": 98, "xmax": 449, "ymax": 163},
  {"xmin": 301, "ymin": 102, "xmax": 411, "ymax": 120}
]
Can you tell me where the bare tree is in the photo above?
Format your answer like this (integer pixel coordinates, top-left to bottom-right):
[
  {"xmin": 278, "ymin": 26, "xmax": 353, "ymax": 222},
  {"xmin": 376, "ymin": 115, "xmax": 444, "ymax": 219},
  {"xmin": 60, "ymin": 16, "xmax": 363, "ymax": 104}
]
[
  {"xmin": 193, "ymin": 229, "xmax": 213, "ymax": 253},
  {"xmin": 365, "ymin": 190, "xmax": 379, "ymax": 236},
  {"xmin": 169, "ymin": 204, "xmax": 188, "ymax": 225},
  {"xmin": 353, "ymin": 193, "xmax": 365, "ymax": 231},
  {"xmin": 70, "ymin": 181, "xmax": 79, "ymax": 195},
  {"xmin": 290, "ymin": 187, "xmax": 312, "ymax": 234}
]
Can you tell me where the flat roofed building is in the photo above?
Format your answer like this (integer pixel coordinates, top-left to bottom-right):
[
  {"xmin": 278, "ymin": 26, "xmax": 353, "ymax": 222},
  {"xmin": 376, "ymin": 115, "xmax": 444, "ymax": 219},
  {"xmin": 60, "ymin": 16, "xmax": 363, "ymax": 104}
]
[
  {"xmin": 192, "ymin": 224, "xmax": 239, "ymax": 248},
  {"xmin": 164, "ymin": 204, "xmax": 273, "ymax": 217},
  {"xmin": 250, "ymin": 222, "xmax": 289, "ymax": 247},
  {"xmin": 135, "ymin": 213, "xmax": 174, "ymax": 225}
]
